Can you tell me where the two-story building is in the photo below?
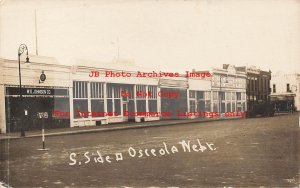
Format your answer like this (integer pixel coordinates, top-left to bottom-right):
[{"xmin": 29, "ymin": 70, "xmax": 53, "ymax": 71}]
[
  {"xmin": 211, "ymin": 64, "xmax": 247, "ymax": 115},
  {"xmin": 270, "ymin": 71, "xmax": 300, "ymax": 111}
]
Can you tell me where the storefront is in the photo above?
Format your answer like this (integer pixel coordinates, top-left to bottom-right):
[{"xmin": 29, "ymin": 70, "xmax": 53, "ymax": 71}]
[
  {"xmin": 187, "ymin": 75, "xmax": 212, "ymax": 119},
  {"xmin": 270, "ymin": 94, "xmax": 295, "ymax": 112},
  {"xmin": 211, "ymin": 65, "xmax": 247, "ymax": 116},
  {"xmin": 5, "ymin": 86, "xmax": 69, "ymax": 132},
  {"xmin": 159, "ymin": 78, "xmax": 188, "ymax": 119},
  {"xmin": 0, "ymin": 57, "xmax": 71, "ymax": 133},
  {"xmin": 70, "ymin": 63, "xmax": 161, "ymax": 127},
  {"xmin": 0, "ymin": 57, "xmax": 244, "ymax": 133}
]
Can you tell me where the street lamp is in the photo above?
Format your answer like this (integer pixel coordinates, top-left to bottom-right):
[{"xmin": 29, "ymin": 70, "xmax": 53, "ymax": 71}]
[
  {"xmin": 219, "ymin": 75, "xmax": 228, "ymax": 114},
  {"xmin": 18, "ymin": 44, "xmax": 30, "ymax": 137}
]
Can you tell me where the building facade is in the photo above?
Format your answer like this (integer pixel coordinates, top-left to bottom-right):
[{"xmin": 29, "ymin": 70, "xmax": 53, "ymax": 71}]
[
  {"xmin": 211, "ymin": 65, "xmax": 247, "ymax": 115},
  {"xmin": 1, "ymin": 56, "xmax": 71, "ymax": 133},
  {"xmin": 0, "ymin": 56, "xmax": 249, "ymax": 133},
  {"xmin": 236, "ymin": 65, "xmax": 272, "ymax": 114}
]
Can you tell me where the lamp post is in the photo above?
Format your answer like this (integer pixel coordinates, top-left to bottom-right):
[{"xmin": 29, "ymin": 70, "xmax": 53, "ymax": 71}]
[
  {"xmin": 18, "ymin": 44, "xmax": 30, "ymax": 137},
  {"xmin": 219, "ymin": 75, "xmax": 228, "ymax": 115}
]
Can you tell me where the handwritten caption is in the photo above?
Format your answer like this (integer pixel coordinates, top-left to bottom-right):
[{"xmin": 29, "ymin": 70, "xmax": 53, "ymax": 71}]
[{"xmin": 68, "ymin": 139, "xmax": 216, "ymax": 166}]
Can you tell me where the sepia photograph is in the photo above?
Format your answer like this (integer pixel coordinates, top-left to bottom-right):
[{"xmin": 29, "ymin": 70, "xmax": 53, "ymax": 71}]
[{"xmin": 0, "ymin": 0, "xmax": 299, "ymax": 187}]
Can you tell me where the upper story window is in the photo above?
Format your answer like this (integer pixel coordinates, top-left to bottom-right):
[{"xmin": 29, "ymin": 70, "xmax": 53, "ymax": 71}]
[
  {"xmin": 273, "ymin": 84, "xmax": 276, "ymax": 93},
  {"xmin": 236, "ymin": 92, "xmax": 241, "ymax": 100},
  {"xmin": 287, "ymin": 83, "xmax": 290, "ymax": 92}
]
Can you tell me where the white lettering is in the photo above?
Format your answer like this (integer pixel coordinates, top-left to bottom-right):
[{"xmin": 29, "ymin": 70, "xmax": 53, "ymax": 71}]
[
  {"xmin": 115, "ymin": 153, "xmax": 123, "ymax": 161},
  {"xmin": 179, "ymin": 140, "xmax": 191, "ymax": 152},
  {"xmin": 128, "ymin": 147, "xmax": 136, "ymax": 157},
  {"xmin": 69, "ymin": 153, "xmax": 77, "ymax": 165}
]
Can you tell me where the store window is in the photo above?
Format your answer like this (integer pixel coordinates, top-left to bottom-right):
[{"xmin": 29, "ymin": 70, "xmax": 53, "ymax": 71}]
[
  {"xmin": 148, "ymin": 86, "xmax": 158, "ymax": 112},
  {"xmin": 213, "ymin": 103, "xmax": 218, "ymax": 112},
  {"xmin": 232, "ymin": 102, "xmax": 236, "ymax": 112},
  {"xmin": 189, "ymin": 90, "xmax": 196, "ymax": 112},
  {"xmin": 91, "ymin": 82, "xmax": 105, "ymax": 117},
  {"xmin": 136, "ymin": 85, "xmax": 147, "ymax": 113},
  {"xmin": 107, "ymin": 84, "xmax": 121, "ymax": 116},
  {"xmin": 190, "ymin": 100, "xmax": 196, "ymax": 113},
  {"xmin": 232, "ymin": 92, "xmax": 236, "ymax": 100},
  {"xmin": 197, "ymin": 91, "xmax": 205, "ymax": 112},
  {"xmin": 205, "ymin": 91, "xmax": 211, "ymax": 111},
  {"xmin": 73, "ymin": 81, "xmax": 88, "ymax": 119},
  {"xmin": 242, "ymin": 92, "xmax": 246, "ymax": 100}
]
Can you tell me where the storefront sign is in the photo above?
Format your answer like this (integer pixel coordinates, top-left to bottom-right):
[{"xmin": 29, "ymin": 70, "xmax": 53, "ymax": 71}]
[{"xmin": 6, "ymin": 87, "xmax": 68, "ymax": 96}]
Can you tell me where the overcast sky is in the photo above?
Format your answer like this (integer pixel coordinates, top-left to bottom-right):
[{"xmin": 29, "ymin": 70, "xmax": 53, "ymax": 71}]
[{"xmin": 1, "ymin": 0, "xmax": 300, "ymax": 73}]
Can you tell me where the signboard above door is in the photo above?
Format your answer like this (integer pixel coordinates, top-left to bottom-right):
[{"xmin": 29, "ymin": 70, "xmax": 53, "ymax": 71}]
[{"xmin": 5, "ymin": 87, "xmax": 69, "ymax": 96}]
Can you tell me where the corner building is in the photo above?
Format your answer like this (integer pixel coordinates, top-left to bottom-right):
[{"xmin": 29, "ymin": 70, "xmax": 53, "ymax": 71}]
[{"xmin": 211, "ymin": 65, "xmax": 247, "ymax": 115}]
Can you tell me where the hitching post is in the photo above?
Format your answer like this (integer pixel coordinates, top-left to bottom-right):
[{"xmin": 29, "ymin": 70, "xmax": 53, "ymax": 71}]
[{"xmin": 37, "ymin": 112, "xmax": 49, "ymax": 151}]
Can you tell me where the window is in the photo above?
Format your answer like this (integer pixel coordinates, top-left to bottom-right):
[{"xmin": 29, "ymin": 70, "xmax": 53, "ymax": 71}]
[
  {"xmin": 242, "ymin": 102, "xmax": 246, "ymax": 111},
  {"xmin": 225, "ymin": 92, "xmax": 231, "ymax": 100},
  {"xmin": 148, "ymin": 86, "xmax": 158, "ymax": 113},
  {"xmin": 73, "ymin": 81, "xmax": 88, "ymax": 119},
  {"xmin": 107, "ymin": 84, "xmax": 121, "ymax": 116},
  {"xmin": 54, "ymin": 98, "xmax": 70, "ymax": 119},
  {"xmin": 236, "ymin": 92, "xmax": 241, "ymax": 100},
  {"xmin": 226, "ymin": 103, "xmax": 231, "ymax": 112},
  {"xmin": 232, "ymin": 92, "xmax": 236, "ymax": 100},
  {"xmin": 204, "ymin": 91, "xmax": 211, "ymax": 112},
  {"xmin": 197, "ymin": 91, "xmax": 205, "ymax": 112},
  {"xmin": 137, "ymin": 100, "xmax": 146, "ymax": 112},
  {"xmin": 149, "ymin": 100, "xmax": 157, "ymax": 112},
  {"xmin": 197, "ymin": 91, "xmax": 204, "ymax": 100},
  {"xmin": 205, "ymin": 91, "xmax": 211, "ymax": 100},
  {"xmin": 197, "ymin": 101, "xmax": 205, "ymax": 112},
  {"xmin": 189, "ymin": 90, "xmax": 196, "ymax": 99},
  {"xmin": 265, "ymin": 79, "xmax": 267, "ymax": 90},
  {"xmin": 91, "ymin": 82, "xmax": 105, "ymax": 117},
  {"xmin": 273, "ymin": 84, "xmax": 276, "ymax": 93},
  {"xmin": 213, "ymin": 91, "xmax": 218, "ymax": 100},
  {"xmin": 242, "ymin": 92, "xmax": 246, "ymax": 100},
  {"xmin": 205, "ymin": 101, "xmax": 211, "ymax": 111},
  {"xmin": 189, "ymin": 100, "xmax": 196, "ymax": 113},
  {"xmin": 221, "ymin": 103, "xmax": 225, "ymax": 113},
  {"xmin": 136, "ymin": 85, "xmax": 147, "ymax": 113},
  {"xmin": 237, "ymin": 102, "xmax": 242, "ymax": 111},
  {"xmin": 91, "ymin": 100, "xmax": 105, "ymax": 116},
  {"xmin": 213, "ymin": 103, "xmax": 218, "ymax": 112},
  {"xmin": 219, "ymin": 92, "xmax": 225, "ymax": 100},
  {"xmin": 189, "ymin": 90, "xmax": 197, "ymax": 113},
  {"xmin": 136, "ymin": 85, "xmax": 146, "ymax": 99},
  {"xmin": 232, "ymin": 102, "xmax": 235, "ymax": 111}
]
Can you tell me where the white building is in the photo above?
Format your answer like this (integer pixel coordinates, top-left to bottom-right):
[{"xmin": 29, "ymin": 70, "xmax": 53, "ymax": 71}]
[
  {"xmin": 211, "ymin": 64, "xmax": 247, "ymax": 115},
  {"xmin": 270, "ymin": 71, "xmax": 300, "ymax": 111}
]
